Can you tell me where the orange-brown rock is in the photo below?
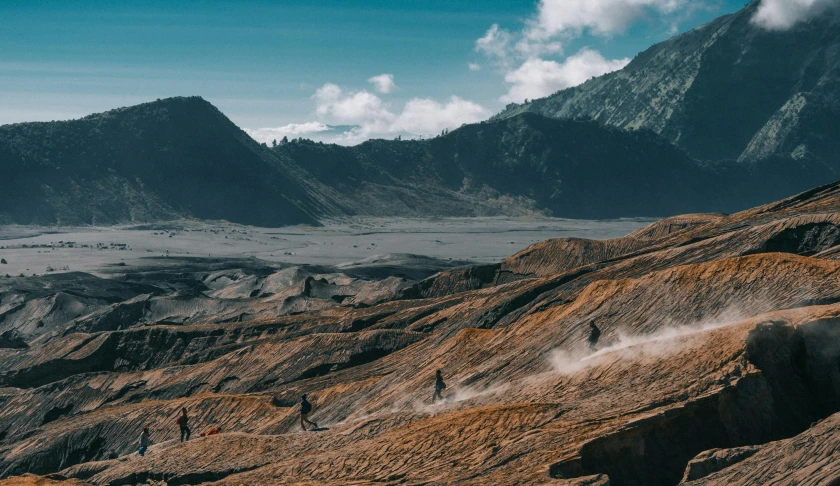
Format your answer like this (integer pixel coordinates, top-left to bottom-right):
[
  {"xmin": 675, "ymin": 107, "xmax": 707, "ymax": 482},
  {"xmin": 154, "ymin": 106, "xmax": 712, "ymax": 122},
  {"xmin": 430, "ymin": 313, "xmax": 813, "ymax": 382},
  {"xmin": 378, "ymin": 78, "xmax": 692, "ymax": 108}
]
[{"xmin": 3, "ymin": 182, "xmax": 840, "ymax": 484}]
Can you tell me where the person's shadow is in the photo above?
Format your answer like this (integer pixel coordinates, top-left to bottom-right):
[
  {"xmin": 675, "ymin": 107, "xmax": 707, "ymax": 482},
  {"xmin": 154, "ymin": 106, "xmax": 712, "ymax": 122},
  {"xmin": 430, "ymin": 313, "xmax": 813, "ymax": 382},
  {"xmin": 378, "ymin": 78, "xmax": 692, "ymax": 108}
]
[{"xmin": 310, "ymin": 427, "xmax": 330, "ymax": 432}]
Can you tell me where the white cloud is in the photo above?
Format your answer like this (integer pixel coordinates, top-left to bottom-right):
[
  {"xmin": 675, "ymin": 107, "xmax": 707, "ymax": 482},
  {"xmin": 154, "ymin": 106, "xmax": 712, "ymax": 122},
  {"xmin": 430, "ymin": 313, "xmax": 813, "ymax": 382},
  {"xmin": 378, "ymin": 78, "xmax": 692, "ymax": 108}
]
[
  {"xmin": 526, "ymin": 0, "xmax": 689, "ymax": 39},
  {"xmin": 248, "ymin": 81, "xmax": 491, "ymax": 146},
  {"xmin": 313, "ymin": 83, "xmax": 342, "ymax": 115},
  {"xmin": 313, "ymin": 85, "xmax": 394, "ymax": 125},
  {"xmin": 244, "ymin": 122, "xmax": 331, "ymax": 144},
  {"xmin": 468, "ymin": 62, "xmax": 481, "ymax": 71},
  {"xmin": 751, "ymin": 0, "xmax": 840, "ymax": 30},
  {"xmin": 368, "ymin": 73, "xmax": 397, "ymax": 94},
  {"xmin": 394, "ymin": 96, "xmax": 490, "ymax": 134},
  {"xmin": 500, "ymin": 49, "xmax": 630, "ymax": 103},
  {"xmin": 475, "ymin": 24, "xmax": 512, "ymax": 59},
  {"xmin": 475, "ymin": 0, "xmax": 698, "ymax": 104}
]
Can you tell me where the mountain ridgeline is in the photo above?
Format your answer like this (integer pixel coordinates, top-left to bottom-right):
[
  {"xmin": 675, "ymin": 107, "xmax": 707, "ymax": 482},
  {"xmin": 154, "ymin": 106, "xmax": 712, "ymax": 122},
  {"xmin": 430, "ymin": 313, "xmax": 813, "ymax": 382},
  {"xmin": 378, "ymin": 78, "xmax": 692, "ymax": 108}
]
[
  {"xmin": 271, "ymin": 114, "xmax": 731, "ymax": 220},
  {"xmin": 2, "ymin": 0, "xmax": 840, "ymax": 226},
  {"xmin": 1, "ymin": 95, "xmax": 836, "ymax": 226},
  {"xmin": 0, "ymin": 97, "xmax": 322, "ymax": 227},
  {"xmin": 495, "ymin": 0, "xmax": 840, "ymax": 166}
]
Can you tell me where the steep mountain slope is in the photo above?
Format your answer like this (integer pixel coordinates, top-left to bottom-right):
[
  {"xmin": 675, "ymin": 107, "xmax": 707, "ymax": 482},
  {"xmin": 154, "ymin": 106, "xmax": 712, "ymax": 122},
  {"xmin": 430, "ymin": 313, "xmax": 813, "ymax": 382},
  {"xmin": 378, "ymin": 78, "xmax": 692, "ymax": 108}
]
[
  {"xmin": 0, "ymin": 98, "xmax": 753, "ymax": 225},
  {"xmin": 495, "ymin": 1, "xmax": 840, "ymax": 166},
  {"xmin": 2, "ymin": 182, "xmax": 840, "ymax": 484},
  {"xmin": 3, "ymin": 95, "xmax": 836, "ymax": 226},
  {"xmin": 0, "ymin": 97, "xmax": 320, "ymax": 226},
  {"xmin": 273, "ymin": 114, "xmax": 737, "ymax": 220}
]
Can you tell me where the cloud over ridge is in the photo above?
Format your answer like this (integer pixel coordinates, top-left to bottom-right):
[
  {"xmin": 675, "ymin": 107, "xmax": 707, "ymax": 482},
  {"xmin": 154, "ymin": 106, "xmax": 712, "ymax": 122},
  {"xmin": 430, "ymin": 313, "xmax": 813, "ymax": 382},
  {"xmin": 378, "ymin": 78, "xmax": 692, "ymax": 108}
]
[
  {"xmin": 500, "ymin": 49, "xmax": 630, "ymax": 103},
  {"xmin": 473, "ymin": 0, "xmax": 675, "ymax": 103},
  {"xmin": 751, "ymin": 0, "xmax": 840, "ymax": 30}
]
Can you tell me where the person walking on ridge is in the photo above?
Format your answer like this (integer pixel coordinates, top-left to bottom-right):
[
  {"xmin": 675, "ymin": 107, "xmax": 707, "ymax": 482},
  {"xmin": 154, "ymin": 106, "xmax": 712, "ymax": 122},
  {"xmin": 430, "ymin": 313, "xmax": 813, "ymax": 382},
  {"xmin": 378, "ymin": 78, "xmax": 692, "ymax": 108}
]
[
  {"xmin": 177, "ymin": 407, "xmax": 191, "ymax": 442},
  {"xmin": 432, "ymin": 369, "xmax": 447, "ymax": 403},
  {"xmin": 300, "ymin": 394, "xmax": 318, "ymax": 431},
  {"xmin": 588, "ymin": 322, "xmax": 601, "ymax": 351},
  {"xmin": 138, "ymin": 426, "xmax": 151, "ymax": 456}
]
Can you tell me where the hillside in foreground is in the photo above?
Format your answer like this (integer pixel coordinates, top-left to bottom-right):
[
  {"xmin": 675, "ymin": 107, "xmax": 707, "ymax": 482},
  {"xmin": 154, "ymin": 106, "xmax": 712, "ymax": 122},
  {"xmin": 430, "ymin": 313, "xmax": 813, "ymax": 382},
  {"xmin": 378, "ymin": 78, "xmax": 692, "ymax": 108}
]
[{"xmin": 2, "ymin": 181, "xmax": 840, "ymax": 485}]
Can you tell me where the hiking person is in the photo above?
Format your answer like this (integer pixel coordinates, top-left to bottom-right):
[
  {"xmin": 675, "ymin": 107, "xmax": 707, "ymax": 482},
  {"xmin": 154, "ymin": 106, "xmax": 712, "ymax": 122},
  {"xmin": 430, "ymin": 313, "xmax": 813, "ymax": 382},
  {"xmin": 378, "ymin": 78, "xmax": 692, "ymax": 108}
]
[
  {"xmin": 588, "ymin": 322, "xmax": 601, "ymax": 351},
  {"xmin": 138, "ymin": 426, "xmax": 150, "ymax": 456},
  {"xmin": 433, "ymin": 369, "xmax": 447, "ymax": 403},
  {"xmin": 177, "ymin": 407, "xmax": 191, "ymax": 442},
  {"xmin": 300, "ymin": 394, "xmax": 318, "ymax": 431}
]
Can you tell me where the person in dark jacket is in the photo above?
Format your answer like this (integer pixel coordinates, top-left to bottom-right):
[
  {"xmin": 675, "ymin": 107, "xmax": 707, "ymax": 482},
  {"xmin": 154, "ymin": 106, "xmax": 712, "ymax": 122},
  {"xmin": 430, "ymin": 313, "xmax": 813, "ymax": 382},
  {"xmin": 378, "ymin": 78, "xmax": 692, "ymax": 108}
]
[
  {"xmin": 300, "ymin": 394, "xmax": 318, "ymax": 431},
  {"xmin": 432, "ymin": 369, "xmax": 447, "ymax": 403},
  {"xmin": 177, "ymin": 407, "xmax": 191, "ymax": 442},
  {"xmin": 588, "ymin": 322, "xmax": 601, "ymax": 351},
  {"xmin": 138, "ymin": 426, "xmax": 151, "ymax": 456}
]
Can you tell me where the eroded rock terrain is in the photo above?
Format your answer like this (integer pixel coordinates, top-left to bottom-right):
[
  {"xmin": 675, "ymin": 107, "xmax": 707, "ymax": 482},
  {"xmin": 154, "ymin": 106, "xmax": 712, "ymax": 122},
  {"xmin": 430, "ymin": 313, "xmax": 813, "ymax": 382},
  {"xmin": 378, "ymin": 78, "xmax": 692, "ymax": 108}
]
[{"xmin": 3, "ymin": 183, "xmax": 840, "ymax": 485}]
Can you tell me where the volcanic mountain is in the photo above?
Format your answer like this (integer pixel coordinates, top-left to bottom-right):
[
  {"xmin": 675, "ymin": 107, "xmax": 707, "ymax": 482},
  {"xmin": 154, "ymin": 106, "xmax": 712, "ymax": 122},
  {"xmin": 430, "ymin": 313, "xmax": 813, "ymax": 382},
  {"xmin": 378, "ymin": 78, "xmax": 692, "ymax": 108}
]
[
  {"xmin": 0, "ymin": 97, "xmax": 323, "ymax": 227},
  {"xmin": 3, "ymin": 95, "xmax": 836, "ymax": 226},
  {"xmin": 495, "ymin": 0, "xmax": 840, "ymax": 168},
  {"xmin": 2, "ymin": 181, "xmax": 840, "ymax": 484}
]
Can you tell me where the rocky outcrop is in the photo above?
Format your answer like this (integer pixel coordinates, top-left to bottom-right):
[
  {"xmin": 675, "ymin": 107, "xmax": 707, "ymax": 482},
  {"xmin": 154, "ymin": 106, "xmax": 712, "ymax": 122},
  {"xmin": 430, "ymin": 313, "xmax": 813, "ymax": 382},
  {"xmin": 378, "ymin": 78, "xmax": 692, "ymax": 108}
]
[
  {"xmin": 681, "ymin": 446, "xmax": 760, "ymax": 482},
  {"xmin": 3, "ymin": 182, "xmax": 840, "ymax": 483},
  {"xmin": 680, "ymin": 412, "xmax": 840, "ymax": 485}
]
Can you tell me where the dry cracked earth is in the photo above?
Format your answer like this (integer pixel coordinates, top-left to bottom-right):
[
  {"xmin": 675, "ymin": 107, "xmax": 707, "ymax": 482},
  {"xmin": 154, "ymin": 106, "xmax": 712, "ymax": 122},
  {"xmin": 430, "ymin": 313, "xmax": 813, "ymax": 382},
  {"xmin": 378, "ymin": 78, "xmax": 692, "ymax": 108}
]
[{"xmin": 3, "ymin": 183, "xmax": 840, "ymax": 485}]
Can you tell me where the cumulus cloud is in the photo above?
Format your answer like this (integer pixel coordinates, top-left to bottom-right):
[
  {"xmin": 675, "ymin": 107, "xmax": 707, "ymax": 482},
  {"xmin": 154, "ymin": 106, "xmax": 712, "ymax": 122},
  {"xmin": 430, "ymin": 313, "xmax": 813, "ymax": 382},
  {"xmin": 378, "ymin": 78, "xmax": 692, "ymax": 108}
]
[
  {"xmin": 368, "ymin": 73, "xmax": 396, "ymax": 94},
  {"xmin": 477, "ymin": 0, "xmax": 692, "ymax": 66},
  {"xmin": 313, "ymin": 83, "xmax": 396, "ymax": 130},
  {"xmin": 500, "ymin": 48, "xmax": 630, "ymax": 103},
  {"xmin": 248, "ymin": 79, "xmax": 490, "ymax": 146},
  {"xmin": 475, "ymin": 24, "xmax": 512, "ymax": 60},
  {"xmin": 394, "ymin": 96, "xmax": 489, "ymax": 134},
  {"xmin": 468, "ymin": 62, "xmax": 481, "ymax": 71},
  {"xmin": 314, "ymin": 82, "xmax": 489, "ymax": 138},
  {"xmin": 313, "ymin": 83, "xmax": 342, "ymax": 113},
  {"xmin": 525, "ymin": 0, "xmax": 689, "ymax": 40},
  {"xmin": 317, "ymin": 89, "xmax": 393, "ymax": 125},
  {"xmin": 751, "ymin": 0, "xmax": 840, "ymax": 30},
  {"xmin": 475, "ymin": 0, "xmax": 692, "ymax": 104}
]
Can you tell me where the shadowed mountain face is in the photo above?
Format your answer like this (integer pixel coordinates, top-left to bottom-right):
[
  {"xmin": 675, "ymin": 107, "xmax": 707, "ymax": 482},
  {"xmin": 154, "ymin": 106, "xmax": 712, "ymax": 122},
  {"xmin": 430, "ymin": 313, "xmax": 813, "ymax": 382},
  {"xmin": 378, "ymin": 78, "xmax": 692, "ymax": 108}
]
[
  {"xmin": 3, "ymin": 182, "xmax": 840, "ymax": 485},
  {"xmin": 0, "ymin": 97, "xmax": 320, "ymax": 227},
  {"xmin": 272, "ymin": 114, "xmax": 738, "ymax": 220},
  {"xmin": 495, "ymin": 1, "xmax": 840, "ymax": 167},
  {"xmin": 2, "ymin": 98, "xmax": 726, "ymax": 225},
  {"xmin": 3, "ymin": 96, "xmax": 835, "ymax": 227}
]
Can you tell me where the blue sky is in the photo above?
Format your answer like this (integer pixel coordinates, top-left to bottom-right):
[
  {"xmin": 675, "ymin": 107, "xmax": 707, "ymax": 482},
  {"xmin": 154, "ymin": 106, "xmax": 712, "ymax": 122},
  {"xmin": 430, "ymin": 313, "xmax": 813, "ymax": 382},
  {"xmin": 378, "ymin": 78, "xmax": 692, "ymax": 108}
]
[{"xmin": 1, "ymin": 0, "xmax": 748, "ymax": 143}]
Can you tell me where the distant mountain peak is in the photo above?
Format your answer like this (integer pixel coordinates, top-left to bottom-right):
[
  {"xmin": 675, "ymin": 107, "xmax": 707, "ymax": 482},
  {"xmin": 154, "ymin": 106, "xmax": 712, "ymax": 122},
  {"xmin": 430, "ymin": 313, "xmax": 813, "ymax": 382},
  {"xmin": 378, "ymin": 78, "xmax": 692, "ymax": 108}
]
[{"xmin": 494, "ymin": 1, "xmax": 840, "ymax": 165}]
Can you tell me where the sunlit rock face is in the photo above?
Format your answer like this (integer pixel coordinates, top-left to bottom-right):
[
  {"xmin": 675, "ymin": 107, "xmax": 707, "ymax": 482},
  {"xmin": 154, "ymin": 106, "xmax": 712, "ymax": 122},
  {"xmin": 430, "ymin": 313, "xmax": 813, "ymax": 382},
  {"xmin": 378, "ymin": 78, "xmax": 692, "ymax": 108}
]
[{"xmin": 1, "ymin": 182, "xmax": 840, "ymax": 484}]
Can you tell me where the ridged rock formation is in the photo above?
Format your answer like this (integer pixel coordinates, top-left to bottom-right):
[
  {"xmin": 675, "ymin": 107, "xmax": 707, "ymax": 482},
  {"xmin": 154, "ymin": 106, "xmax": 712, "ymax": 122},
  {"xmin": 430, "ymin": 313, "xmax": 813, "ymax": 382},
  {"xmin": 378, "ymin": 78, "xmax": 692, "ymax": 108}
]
[{"xmin": 3, "ymin": 182, "xmax": 840, "ymax": 484}]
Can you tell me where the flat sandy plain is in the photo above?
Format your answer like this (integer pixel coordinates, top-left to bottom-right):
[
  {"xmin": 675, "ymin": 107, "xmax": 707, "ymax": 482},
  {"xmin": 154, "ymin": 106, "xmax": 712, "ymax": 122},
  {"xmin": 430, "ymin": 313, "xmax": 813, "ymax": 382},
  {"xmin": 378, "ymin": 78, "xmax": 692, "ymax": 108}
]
[{"xmin": 0, "ymin": 217, "xmax": 653, "ymax": 277}]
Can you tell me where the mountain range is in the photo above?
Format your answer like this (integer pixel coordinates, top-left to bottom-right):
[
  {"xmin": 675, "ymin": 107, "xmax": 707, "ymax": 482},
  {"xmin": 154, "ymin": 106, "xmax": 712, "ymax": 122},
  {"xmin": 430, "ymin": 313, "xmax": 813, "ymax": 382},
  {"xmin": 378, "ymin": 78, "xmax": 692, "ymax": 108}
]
[
  {"xmin": 495, "ymin": 0, "xmax": 840, "ymax": 165},
  {"xmin": 1, "ymin": 0, "xmax": 839, "ymax": 226}
]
